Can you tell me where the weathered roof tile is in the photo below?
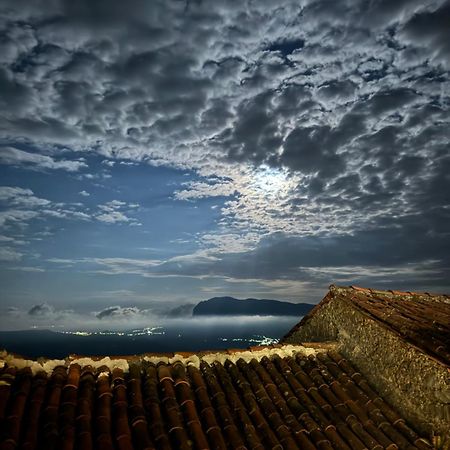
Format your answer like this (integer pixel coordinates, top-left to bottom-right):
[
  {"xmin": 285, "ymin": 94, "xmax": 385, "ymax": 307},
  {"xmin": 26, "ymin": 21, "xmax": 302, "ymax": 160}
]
[{"xmin": 0, "ymin": 346, "xmax": 434, "ymax": 449}]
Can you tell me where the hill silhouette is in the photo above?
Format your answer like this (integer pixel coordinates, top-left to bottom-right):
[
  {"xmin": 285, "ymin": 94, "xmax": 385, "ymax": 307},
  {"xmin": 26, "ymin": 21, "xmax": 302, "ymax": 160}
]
[{"xmin": 193, "ymin": 296, "xmax": 314, "ymax": 316}]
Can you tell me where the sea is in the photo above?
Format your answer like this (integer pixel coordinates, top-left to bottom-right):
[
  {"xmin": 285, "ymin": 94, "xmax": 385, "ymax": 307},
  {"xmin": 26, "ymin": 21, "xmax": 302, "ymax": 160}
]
[{"xmin": 0, "ymin": 315, "xmax": 301, "ymax": 359}]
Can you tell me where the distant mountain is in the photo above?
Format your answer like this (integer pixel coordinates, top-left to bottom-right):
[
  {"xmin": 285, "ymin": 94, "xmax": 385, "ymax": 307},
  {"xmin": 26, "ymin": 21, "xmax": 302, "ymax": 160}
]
[{"xmin": 193, "ymin": 296, "xmax": 314, "ymax": 316}]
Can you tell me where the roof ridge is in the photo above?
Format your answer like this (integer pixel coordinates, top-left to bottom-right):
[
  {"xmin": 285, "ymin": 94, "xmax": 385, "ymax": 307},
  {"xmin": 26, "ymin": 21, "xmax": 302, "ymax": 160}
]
[
  {"xmin": 0, "ymin": 344, "xmax": 331, "ymax": 375},
  {"xmin": 330, "ymin": 284, "xmax": 450, "ymax": 301}
]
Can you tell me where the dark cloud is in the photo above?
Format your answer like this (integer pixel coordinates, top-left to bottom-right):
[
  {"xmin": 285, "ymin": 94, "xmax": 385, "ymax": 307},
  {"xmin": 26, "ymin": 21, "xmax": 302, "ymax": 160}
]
[
  {"xmin": 399, "ymin": 2, "xmax": 450, "ymax": 67},
  {"xmin": 362, "ymin": 88, "xmax": 418, "ymax": 117},
  {"xmin": 280, "ymin": 125, "xmax": 345, "ymax": 176},
  {"xmin": 28, "ymin": 303, "xmax": 54, "ymax": 316},
  {"xmin": 273, "ymin": 84, "xmax": 312, "ymax": 118},
  {"xmin": 150, "ymin": 224, "xmax": 450, "ymax": 292},
  {"xmin": 224, "ymin": 92, "xmax": 282, "ymax": 165},
  {"xmin": 0, "ymin": 0, "xmax": 446, "ymax": 168},
  {"xmin": 0, "ymin": 68, "xmax": 34, "ymax": 114}
]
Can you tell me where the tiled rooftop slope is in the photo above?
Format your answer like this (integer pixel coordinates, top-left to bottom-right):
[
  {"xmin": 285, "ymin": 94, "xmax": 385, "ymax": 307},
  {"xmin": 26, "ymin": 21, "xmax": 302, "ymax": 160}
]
[
  {"xmin": 0, "ymin": 347, "xmax": 433, "ymax": 450},
  {"xmin": 284, "ymin": 285, "xmax": 450, "ymax": 366},
  {"xmin": 282, "ymin": 286, "xmax": 450, "ymax": 441}
]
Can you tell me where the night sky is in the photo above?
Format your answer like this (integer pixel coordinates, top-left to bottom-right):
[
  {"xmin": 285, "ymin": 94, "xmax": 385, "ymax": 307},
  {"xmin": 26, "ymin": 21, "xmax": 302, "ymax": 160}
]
[{"xmin": 0, "ymin": 0, "xmax": 449, "ymax": 330}]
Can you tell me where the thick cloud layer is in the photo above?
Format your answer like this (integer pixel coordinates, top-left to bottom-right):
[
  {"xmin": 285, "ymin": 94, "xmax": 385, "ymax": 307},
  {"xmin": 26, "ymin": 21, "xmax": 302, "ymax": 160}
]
[{"xmin": 0, "ymin": 0, "xmax": 449, "ymax": 315}]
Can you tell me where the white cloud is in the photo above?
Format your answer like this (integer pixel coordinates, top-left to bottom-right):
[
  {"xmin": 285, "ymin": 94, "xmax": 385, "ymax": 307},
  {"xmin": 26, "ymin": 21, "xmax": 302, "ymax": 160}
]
[
  {"xmin": 0, "ymin": 186, "xmax": 51, "ymax": 208},
  {"xmin": 0, "ymin": 235, "xmax": 26, "ymax": 245},
  {"xmin": 99, "ymin": 200, "xmax": 127, "ymax": 211},
  {"xmin": 95, "ymin": 305, "xmax": 142, "ymax": 319},
  {"xmin": 79, "ymin": 190, "xmax": 90, "ymax": 197},
  {"xmin": 101, "ymin": 160, "xmax": 116, "ymax": 167},
  {"xmin": 0, "ymin": 186, "xmax": 93, "ymax": 234},
  {"xmin": 46, "ymin": 258, "xmax": 76, "ymax": 265},
  {"xmin": 200, "ymin": 233, "xmax": 260, "ymax": 254},
  {"xmin": 174, "ymin": 180, "xmax": 237, "ymax": 200},
  {"xmin": 95, "ymin": 200, "xmax": 140, "ymax": 225},
  {"xmin": 87, "ymin": 257, "xmax": 161, "ymax": 276},
  {"xmin": 96, "ymin": 211, "xmax": 130, "ymax": 223},
  {"xmin": 46, "ymin": 256, "xmax": 162, "ymax": 277},
  {"xmin": 0, "ymin": 187, "xmax": 143, "ymax": 233},
  {"xmin": 302, "ymin": 261, "xmax": 444, "ymax": 282},
  {"xmin": 0, "ymin": 209, "xmax": 40, "ymax": 228},
  {"xmin": 8, "ymin": 265, "xmax": 45, "ymax": 272},
  {"xmin": 0, "ymin": 146, "xmax": 87, "ymax": 172},
  {"xmin": 0, "ymin": 246, "xmax": 23, "ymax": 261}
]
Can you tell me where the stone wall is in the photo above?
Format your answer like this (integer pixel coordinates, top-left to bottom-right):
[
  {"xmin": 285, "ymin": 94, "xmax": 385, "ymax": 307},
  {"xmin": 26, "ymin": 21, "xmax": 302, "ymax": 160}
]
[{"xmin": 283, "ymin": 296, "xmax": 450, "ymax": 439}]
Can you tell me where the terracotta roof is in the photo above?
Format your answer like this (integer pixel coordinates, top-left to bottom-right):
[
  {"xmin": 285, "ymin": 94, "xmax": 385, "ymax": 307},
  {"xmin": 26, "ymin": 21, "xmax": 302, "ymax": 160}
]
[
  {"xmin": 283, "ymin": 285, "xmax": 450, "ymax": 367},
  {"xmin": 0, "ymin": 346, "xmax": 433, "ymax": 450}
]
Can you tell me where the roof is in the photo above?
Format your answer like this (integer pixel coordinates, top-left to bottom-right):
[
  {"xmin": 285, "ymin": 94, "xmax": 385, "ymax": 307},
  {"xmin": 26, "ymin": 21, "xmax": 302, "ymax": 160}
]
[
  {"xmin": 0, "ymin": 345, "xmax": 432, "ymax": 450},
  {"xmin": 283, "ymin": 285, "xmax": 450, "ymax": 367}
]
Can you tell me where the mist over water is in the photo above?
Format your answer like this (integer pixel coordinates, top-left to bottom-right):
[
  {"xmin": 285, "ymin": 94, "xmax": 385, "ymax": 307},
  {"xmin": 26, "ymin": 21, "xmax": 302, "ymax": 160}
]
[{"xmin": 0, "ymin": 315, "xmax": 301, "ymax": 359}]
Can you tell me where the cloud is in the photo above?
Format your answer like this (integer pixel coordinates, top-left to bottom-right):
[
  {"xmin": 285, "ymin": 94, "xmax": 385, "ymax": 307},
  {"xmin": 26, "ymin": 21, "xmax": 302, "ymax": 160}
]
[
  {"xmin": 398, "ymin": 2, "xmax": 450, "ymax": 68},
  {"xmin": 0, "ymin": 247, "xmax": 23, "ymax": 261},
  {"xmin": 96, "ymin": 211, "xmax": 132, "ymax": 224},
  {"xmin": 8, "ymin": 265, "xmax": 45, "ymax": 272},
  {"xmin": 79, "ymin": 190, "xmax": 90, "ymax": 197},
  {"xmin": 174, "ymin": 179, "xmax": 237, "ymax": 200},
  {"xmin": 45, "ymin": 257, "xmax": 163, "ymax": 278},
  {"xmin": 0, "ymin": 187, "xmax": 143, "ymax": 237},
  {"xmin": 85, "ymin": 257, "xmax": 161, "ymax": 276},
  {"xmin": 95, "ymin": 305, "xmax": 141, "ymax": 319},
  {"xmin": 28, "ymin": 302, "xmax": 54, "ymax": 316},
  {"xmin": 0, "ymin": 186, "xmax": 92, "ymax": 230},
  {"xmin": 281, "ymin": 126, "xmax": 345, "ymax": 175},
  {"xmin": 0, "ymin": 209, "xmax": 40, "ymax": 229},
  {"xmin": 95, "ymin": 200, "xmax": 141, "ymax": 225},
  {"xmin": 0, "ymin": 0, "xmax": 449, "ymax": 297},
  {"xmin": 0, "ymin": 186, "xmax": 51, "ymax": 208},
  {"xmin": 0, "ymin": 303, "xmax": 302, "ymax": 333},
  {"xmin": 42, "ymin": 219, "xmax": 449, "ymax": 295},
  {"xmin": 0, "ymin": 146, "xmax": 87, "ymax": 172}
]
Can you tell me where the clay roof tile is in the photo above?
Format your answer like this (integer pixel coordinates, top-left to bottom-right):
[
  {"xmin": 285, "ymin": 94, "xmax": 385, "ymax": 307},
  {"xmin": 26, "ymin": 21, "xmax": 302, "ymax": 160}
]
[{"xmin": 0, "ymin": 345, "xmax": 434, "ymax": 450}]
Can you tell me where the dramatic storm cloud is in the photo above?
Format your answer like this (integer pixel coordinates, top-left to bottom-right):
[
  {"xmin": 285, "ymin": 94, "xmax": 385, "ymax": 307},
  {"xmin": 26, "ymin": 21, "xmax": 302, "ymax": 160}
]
[{"xmin": 0, "ymin": 0, "xmax": 449, "ymax": 328}]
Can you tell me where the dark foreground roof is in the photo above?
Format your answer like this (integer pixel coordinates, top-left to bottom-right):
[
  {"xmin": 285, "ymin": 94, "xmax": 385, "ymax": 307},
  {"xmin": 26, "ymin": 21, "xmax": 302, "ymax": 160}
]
[
  {"xmin": 0, "ymin": 347, "xmax": 432, "ymax": 450},
  {"xmin": 283, "ymin": 285, "xmax": 450, "ymax": 367}
]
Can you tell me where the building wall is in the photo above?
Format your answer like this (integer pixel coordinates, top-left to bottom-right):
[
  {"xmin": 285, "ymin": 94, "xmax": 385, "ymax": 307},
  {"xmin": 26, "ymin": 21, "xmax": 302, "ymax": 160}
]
[{"xmin": 283, "ymin": 296, "xmax": 450, "ymax": 438}]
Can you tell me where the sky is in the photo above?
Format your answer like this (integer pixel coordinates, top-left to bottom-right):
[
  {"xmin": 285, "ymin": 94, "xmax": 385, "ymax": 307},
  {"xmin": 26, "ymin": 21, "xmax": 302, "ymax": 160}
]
[{"xmin": 0, "ymin": 0, "xmax": 449, "ymax": 330}]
